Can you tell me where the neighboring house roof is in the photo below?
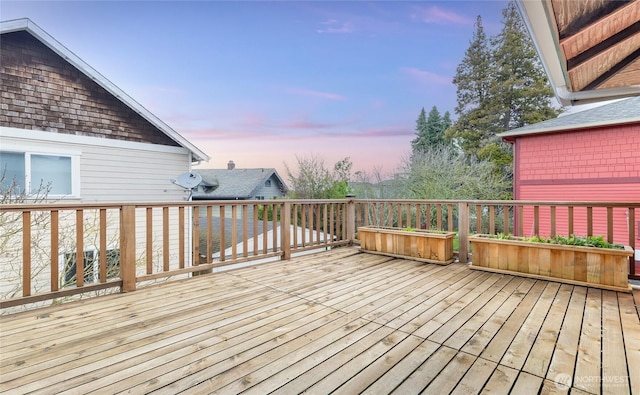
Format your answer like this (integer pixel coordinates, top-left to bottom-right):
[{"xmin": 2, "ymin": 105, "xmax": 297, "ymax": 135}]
[
  {"xmin": 0, "ymin": 18, "xmax": 209, "ymax": 162},
  {"xmin": 499, "ymin": 96, "xmax": 640, "ymax": 138},
  {"xmin": 192, "ymin": 168, "xmax": 288, "ymax": 200},
  {"xmin": 516, "ymin": 0, "xmax": 640, "ymax": 106}
]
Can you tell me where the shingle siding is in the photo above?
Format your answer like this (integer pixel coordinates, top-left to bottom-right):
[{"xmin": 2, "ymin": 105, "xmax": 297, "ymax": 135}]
[
  {"xmin": 514, "ymin": 122, "xmax": 640, "ymax": 245},
  {"xmin": 517, "ymin": 125, "xmax": 640, "ymax": 182},
  {"xmin": 0, "ymin": 31, "xmax": 178, "ymax": 146}
]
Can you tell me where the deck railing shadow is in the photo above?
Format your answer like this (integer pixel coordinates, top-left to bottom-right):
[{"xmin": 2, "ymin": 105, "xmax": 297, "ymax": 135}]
[{"xmin": 1, "ymin": 199, "xmax": 638, "ymax": 311}]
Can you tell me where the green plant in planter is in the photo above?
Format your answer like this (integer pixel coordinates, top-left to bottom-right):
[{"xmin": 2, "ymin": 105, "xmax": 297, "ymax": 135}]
[{"xmin": 488, "ymin": 233, "xmax": 624, "ymax": 250}]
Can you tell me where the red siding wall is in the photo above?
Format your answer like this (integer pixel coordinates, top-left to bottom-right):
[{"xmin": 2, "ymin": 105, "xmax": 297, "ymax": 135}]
[
  {"xmin": 517, "ymin": 125, "xmax": 640, "ymax": 183},
  {"xmin": 515, "ymin": 124, "xmax": 640, "ymax": 246}
]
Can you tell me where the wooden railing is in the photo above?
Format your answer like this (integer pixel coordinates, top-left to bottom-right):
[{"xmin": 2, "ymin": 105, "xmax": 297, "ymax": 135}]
[
  {"xmin": 0, "ymin": 200, "xmax": 353, "ymax": 309},
  {"xmin": 355, "ymin": 199, "xmax": 638, "ymax": 278},
  {"xmin": 1, "ymin": 198, "xmax": 638, "ymax": 310}
]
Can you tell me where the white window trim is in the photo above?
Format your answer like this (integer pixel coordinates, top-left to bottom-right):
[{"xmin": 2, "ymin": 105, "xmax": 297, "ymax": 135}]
[{"xmin": 1, "ymin": 142, "xmax": 81, "ymax": 198}]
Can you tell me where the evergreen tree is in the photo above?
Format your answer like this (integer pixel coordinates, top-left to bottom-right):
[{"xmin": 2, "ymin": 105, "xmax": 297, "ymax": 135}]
[
  {"xmin": 448, "ymin": 4, "xmax": 559, "ymax": 157},
  {"xmin": 446, "ymin": 15, "xmax": 494, "ymax": 156},
  {"xmin": 411, "ymin": 107, "xmax": 428, "ymax": 156},
  {"xmin": 411, "ymin": 106, "xmax": 450, "ymax": 156},
  {"xmin": 452, "ymin": 16, "xmax": 491, "ymax": 116},
  {"xmin": 488, "ymin": 1, "xmax": 560, "ymax": 132}
]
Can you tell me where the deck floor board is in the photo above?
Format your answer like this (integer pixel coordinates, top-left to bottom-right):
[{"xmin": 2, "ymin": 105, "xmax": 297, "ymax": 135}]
[{"xmin": 1, "ymin": 247, "xmax": 638, "ymax": 394}]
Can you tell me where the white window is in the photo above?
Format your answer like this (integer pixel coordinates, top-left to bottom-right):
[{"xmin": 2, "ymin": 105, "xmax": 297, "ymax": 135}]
[{"xmin": 0, "ymin": 151, "xmax": 79, "ymax": 197}]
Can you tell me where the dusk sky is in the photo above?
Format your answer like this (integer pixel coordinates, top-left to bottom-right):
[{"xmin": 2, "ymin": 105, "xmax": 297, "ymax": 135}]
[{"xmin": 2, "ymin": 1, "xmax": 515, "ymax": 178}]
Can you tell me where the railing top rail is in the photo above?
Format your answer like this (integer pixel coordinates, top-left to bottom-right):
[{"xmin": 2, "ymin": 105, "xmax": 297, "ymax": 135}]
[
  {"xmin": 2, "ymin": 199, "xmax": 639, "ymax": 212},
  {"xmin": 353, "ymin": 199, "xmax": 640, "ymax": 208},
  {"xmin": 0, "ymin": 199, "xmax": 354, "ymax": 212}
]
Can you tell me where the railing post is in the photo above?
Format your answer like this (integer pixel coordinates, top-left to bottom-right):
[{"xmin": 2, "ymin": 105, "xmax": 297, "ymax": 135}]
[
  {"xmin": 346, "ymin": 195, "xmax": 356, "ymax": 245},
  {"xmin": 281, "ymin": 201, "xmax": 291, "ymax": 260},
  {"xmin": 458, "ymin": 202, "xmax": 469, "ymax": 263},
  {"xmin": 120, "ymin": 205, "xmax": 136, "ymax": 292}
]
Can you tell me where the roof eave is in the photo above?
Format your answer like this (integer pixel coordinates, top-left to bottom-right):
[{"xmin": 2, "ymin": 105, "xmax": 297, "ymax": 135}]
[
  {"xmin": 1, "ymin": 18, "xmax": 210, "ymax": 162},
  {"xmin": 515, "ymin": 1, "xmax": 640, "ymax": 106},
  {"xmin": 498, "ymin": 117, "xmax": 640, "ymax": 138}
]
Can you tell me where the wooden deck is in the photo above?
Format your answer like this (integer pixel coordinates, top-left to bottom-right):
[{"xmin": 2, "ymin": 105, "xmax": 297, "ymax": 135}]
[{"xmin": 1, "ymin": 248, "xmax": 638, "ymax": 394}]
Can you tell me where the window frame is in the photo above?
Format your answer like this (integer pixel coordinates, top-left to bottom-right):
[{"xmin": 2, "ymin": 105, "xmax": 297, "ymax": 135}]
[{"xmin": 1, "ymin": 146, "xmax": 81, "ymax": 198}]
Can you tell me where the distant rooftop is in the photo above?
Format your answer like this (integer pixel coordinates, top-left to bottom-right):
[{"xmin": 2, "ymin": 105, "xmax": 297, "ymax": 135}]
[{"xmin": 192, "ymin": 166, "xmax": 287, "ymax": 200}]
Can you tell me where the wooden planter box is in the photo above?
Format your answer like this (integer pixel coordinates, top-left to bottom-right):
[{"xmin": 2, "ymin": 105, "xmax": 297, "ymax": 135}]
[
  {"xmin": 470, "ymin": 234, "xmax": 633, "ymax": 292},
  {"xmin": 358, "ymin": 226, "xmax": 455, "ymax": 265}
]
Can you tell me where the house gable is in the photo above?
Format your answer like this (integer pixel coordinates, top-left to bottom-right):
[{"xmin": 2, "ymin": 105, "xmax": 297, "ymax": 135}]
[
  {"xmin": 0, "ymin": 18, "xmax": 209, "ymax": 162},
  {"xmin": 1, "ymin": 30, "xmax": 178, "ymax": 146}
]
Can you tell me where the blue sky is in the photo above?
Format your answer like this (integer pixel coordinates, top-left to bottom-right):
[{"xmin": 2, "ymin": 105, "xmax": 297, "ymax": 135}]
[{"xmin": 2, "ymin": 1, "xmax": 510, "ymax": 177}]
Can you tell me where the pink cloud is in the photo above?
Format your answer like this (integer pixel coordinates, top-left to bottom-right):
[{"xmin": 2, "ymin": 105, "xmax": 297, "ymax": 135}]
[
  {"xmin": 411, "ymin": 6, "xmax": 473, "ymax": 25},
  {"xmin": 401, "ymin": 67, "xmax": 451, "ymax": 85}
]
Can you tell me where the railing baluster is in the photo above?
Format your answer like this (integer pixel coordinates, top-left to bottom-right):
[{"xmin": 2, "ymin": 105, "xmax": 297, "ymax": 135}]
[
  {"xmin": 292, "ymin": 203, "xmax": 297, "ymax": 248},
  {"xmin": 568, "ymin": 206, "xmax": 574, "ymax": 235},
  {"xmin": 550, "ymin": 206, "xmax": 556, "ymax": 237},
  {"xmin": 208, "ymin": 206, "xmax": 214, "ymax": 262},
  {"xmin": 219, "ymin": 205, "xmax": 225, "ymax": 262},
  {"xmin": 475, "ymin": 205, "xmax": 482, "ymax": 234},
  {"xmin": 323, "ymin": 203, "xmax": 328, "ymax": 246},
  {"xmin": 489, "ymin": 205, "xmax": 495, "ymax": 235},
  {"xmin": 503, "ymin": 205, "xmax": 509, "ymax": 234},
  {"xmin": 607, "ymin": 207, "xmax": 614, "ymax": 243},
  {"xmin": 301, "ymin": 204, "xmax": 307, "ymax": 247},
  {"xmin": 587, "ymin": 206, "xmax": 593, "ymax": 236},
  {"xmin": 262, "ymin": 204, "xmax": 268, "ymax": 254},
  {"xmin": 23, "ymin": 210, "xmax": 31, "ymax": 297},
  {"xmin": 193, "ymin": 206, "xmax": 200, "ymax": 266},
  {"xmin": 231, "ymin": 205, "xmax": 237, "ymax": 260},
  {"xmin": 316, "ymin": 204, "xmax": 321, "ymax": 245},
  {"xmin": 342, "ymin": 202, "xmax": 347, "ymax": 240},
  {"xmin": 99, "ymin": 208, "xmax": 107, "ymax": 282},
  {"xmin": 163, "ymin": 207, "xmax": 169, "ymax": 272},
  {"xmin": 448, "ymin": 203, "xmax": 454, "ymax": 232},
  {"xmin": 146, "ymin": 207, "xmax": 153, "ymax": 274},
  {"xmin": 458, "ymin": 202, "xmax": 469, "ymax": 263},
  {"xmin": 272, "ymin": 204, "xmax": 278, "ymax": 252},
  {"xmin": 179, "ymin": 206, "xmax": 185, "ymax": 268},
  {"xmin": 50, "ymin": 210, "xmax": 59, "ymax": 291},
  {"xmin": 76, "ymin": 209, "xmax": 84, "ymax": 287},
  {"xmin": 253, "ymin": 204, "xmax": 259, "ymax": 256},
  {"xmin": 517, "ymin": 205, "xmax": 524, "ymax": 236},
  {"xmin": 533, "ymin": 206, "xmax": 539, "ymax": 236},
  {"xmin": 437, "ymin": 204, "xmax": 442, "ymax": 231},
  {"xmin": 242, "ymin": 204, "xmax": 248, "ymax": 258}
]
